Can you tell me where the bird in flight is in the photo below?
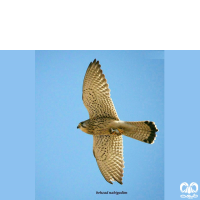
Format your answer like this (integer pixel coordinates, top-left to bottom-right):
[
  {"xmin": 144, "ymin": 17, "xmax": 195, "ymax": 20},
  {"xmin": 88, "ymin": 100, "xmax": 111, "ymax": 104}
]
[{"xmin": 77, "ymin": 59, "xmax": 158, "ymax": 184}]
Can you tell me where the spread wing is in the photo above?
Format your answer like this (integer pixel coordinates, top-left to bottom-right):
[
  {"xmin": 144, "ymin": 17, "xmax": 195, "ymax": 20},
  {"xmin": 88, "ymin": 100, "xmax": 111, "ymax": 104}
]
[
  {"xmin": 82, "ymin": 59, "xmax": 119, "ymax": 120},
  {"xmin": 93, "ymin": 135, "xmax": 124, "ymax": 184}
]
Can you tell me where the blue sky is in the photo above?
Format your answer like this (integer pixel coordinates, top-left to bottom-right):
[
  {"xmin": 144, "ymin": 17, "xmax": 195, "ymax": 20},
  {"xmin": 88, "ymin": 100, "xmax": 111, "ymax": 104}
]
[{"xmin": 35, "ymin": 51, "xmax": 164, "ymax": 200}]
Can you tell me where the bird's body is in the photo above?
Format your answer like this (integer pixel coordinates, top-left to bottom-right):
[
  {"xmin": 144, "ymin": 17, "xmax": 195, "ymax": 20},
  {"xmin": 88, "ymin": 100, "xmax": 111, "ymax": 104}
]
[
  {"xmin": 78, "ymin": 118, "xmax": 116, "ymax": 135},
  {"xmin": 77, "ymin": 59, "xmax": 158, "ymax": 184}
]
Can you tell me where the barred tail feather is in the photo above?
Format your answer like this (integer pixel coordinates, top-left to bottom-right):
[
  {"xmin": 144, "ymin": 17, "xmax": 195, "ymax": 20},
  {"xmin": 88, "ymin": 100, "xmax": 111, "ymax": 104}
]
[{"xmin": 121, "ymin": 121, "xmax": 158, "ymax": 144}]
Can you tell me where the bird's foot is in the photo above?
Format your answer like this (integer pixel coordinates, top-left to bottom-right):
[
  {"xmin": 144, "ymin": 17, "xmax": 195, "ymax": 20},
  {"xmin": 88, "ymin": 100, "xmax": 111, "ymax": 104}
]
[{"xmin": 110, "ymin": 128, "xmax": 124, "ymax": 135}]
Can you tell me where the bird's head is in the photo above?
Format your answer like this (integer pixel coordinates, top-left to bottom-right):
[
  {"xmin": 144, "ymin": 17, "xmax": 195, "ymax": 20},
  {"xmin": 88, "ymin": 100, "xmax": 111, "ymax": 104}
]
[{"xmin": 77, "ymin": 120, "xmax": 88, "ymax": 133}]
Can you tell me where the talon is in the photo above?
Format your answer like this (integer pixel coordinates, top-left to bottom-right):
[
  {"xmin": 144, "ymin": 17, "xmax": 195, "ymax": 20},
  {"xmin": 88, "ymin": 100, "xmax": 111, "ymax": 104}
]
[
  {"xmin": 110, "ymin": 128, "xmax": 115, "ymax": 135},
  {"xmin": 110, "ymin": 128, "xmax": 123, "ymax": 135},
  {"xmin": 118, "ymin": 128, "xmax": 124, "ymax": 134}
]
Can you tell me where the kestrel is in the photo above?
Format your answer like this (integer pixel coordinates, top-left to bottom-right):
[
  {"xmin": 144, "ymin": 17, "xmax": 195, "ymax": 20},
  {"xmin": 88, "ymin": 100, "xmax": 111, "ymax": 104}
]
[{"xmin": 77, "ymin": 59, "xmax": 158, "ymax": 184}]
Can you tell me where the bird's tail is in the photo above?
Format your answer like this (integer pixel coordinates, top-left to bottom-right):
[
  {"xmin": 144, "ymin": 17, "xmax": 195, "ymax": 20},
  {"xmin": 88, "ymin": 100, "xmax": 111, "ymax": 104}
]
[{"xmin": 120, "ymin": 121, "xmax": 158, "ymax": 144}]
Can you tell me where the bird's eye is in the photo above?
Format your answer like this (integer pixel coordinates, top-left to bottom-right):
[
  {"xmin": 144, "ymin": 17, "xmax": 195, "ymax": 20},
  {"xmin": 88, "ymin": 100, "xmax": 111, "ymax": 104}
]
[{"xmin": 81, "ymin": 122, "xmax": 86, "ymax": 128}]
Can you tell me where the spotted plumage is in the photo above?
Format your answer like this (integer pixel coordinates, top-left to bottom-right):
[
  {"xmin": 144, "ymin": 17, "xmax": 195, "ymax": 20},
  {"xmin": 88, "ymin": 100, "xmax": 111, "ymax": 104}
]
[{"xmin": 77, "ymin": 59, "xmax": 158, "ymax": 184}]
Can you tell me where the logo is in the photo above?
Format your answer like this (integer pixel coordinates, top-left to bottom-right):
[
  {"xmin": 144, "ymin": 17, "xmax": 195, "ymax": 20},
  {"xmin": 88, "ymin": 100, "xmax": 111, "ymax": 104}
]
[{"xmin": 180, "ymin": 182, "xmax": 198, "ymax": 199}]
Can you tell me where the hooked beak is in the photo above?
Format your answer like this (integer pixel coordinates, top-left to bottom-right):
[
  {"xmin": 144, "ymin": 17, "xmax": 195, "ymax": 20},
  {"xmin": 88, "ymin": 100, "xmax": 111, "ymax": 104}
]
[{"xmin": 77, "ymin": 124, "xmax": 80, "ymax": 129}]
